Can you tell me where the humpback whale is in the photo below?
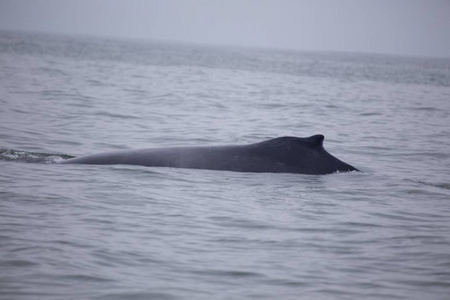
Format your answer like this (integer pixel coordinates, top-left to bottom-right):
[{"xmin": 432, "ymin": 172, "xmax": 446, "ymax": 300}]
[{"xmin": 60, "ymin": 135, "xmax": 358, "ymax": 175}]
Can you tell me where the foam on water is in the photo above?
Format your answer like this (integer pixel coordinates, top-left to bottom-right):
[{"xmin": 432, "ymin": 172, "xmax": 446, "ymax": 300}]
[{"xmin": 0, "ymin": 149, "xmax": 73, "ymax": 164}]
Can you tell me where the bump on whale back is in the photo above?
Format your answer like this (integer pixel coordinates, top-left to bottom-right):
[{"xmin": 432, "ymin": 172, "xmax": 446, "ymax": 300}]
[
  {"xmin": 301, "ymin": 134, "xmax": 324, "ymax": 147},
  {"xmin": 260, "ymin": 134, "xmax": 325, "ymax": 149}
]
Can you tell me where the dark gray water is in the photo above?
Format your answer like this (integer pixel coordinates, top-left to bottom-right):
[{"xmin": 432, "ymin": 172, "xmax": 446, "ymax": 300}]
[{"xmin": 1, "ymin": 31, "xmax": 450, "ymax": 300}]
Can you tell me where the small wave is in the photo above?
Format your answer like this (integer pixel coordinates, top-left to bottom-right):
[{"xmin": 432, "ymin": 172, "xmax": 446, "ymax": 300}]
[
  {"xmin": 416, "ymin": 180, "xmax": 450, "ymax": 190},
  {"xmin": 403, "ymin": 179, "xmax": 450, "ymax": 191},
  {"xmin": 94, "ymin": 111, "xmax": 140, "ymax": 120},
  {"xmin": 359, "ymin": 112, "xmax": 382, "ymax": 116},
  {"xmin": 408, "ymin": 106, "xmax": 440, "ymax": 112},
  {"xmin": 0, "ymin": 149, "xmax": 74, "ymax": 164},
  {"xmin": 192, "ymin": 268, "xmax": 265, "ymax": 279}
]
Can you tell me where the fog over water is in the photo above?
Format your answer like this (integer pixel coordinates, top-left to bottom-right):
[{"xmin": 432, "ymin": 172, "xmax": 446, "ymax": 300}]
[{"xmin": 0, "ymin": 0, "xmax": 449, "ymax": 57}]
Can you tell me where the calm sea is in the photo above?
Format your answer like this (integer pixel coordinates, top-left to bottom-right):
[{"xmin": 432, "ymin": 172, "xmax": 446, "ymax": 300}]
[{"xmin": 1, "ymin": 30, "xmax": 450, "ymax": 300}]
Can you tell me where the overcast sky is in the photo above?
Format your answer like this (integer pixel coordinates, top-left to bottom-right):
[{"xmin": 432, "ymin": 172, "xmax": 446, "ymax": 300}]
[{"xmin": 0, "ymin": 0, "xmax": 449, "ymax": 57}]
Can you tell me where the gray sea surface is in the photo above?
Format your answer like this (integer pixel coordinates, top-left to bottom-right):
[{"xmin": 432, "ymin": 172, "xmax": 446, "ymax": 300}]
[{"xmin": 1, "ymin": 31, "xmax": 450, "ymax": 299}]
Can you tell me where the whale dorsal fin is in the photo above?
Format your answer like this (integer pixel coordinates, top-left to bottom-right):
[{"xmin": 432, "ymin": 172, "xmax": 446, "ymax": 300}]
[
  {"xmin": 302, "ymin": 134, "xmax": 324, "ymax": 147},
  {"xmin": 261, "ymin": 135, "xmax": 325, "ymax": 148}
]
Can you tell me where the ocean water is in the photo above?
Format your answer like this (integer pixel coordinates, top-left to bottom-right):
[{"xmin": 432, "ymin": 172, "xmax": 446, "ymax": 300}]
[{"xmin": 1, "ymin": 30, "xmax": 450, "ymax": 299}]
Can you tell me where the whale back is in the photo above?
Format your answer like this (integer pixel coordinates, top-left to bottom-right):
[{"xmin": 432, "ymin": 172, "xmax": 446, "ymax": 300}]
[{"xmin": 61, "ymin": 135, "xmax": 358, "ymax": 175}]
